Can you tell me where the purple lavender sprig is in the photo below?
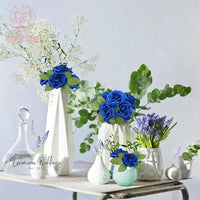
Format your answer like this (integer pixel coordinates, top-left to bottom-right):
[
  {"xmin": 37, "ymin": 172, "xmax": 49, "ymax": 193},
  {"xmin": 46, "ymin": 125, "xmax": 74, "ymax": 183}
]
[
  {"xmin": 35, "ymin": 130, "xmax": 49, "ymax": 153},
  {"xmin": 135, "ymin": 113, "xmax": 177, "ymax": 148},
  {"xmin": 93, "ymin": 139, "xmax": 110, "ymax": 155}
]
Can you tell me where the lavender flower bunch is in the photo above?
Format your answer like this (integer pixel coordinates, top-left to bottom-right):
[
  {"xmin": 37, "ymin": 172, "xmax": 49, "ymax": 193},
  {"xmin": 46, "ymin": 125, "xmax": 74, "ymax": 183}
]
[
  {"xmin": 93, "ymin": 139, "xmax": 110, "ymax": 155},
  {"xmin": 36, "ymin": 131, "xmax": 49, "ymax": 153},
  {"xmin": 135, "ymin": 113, "xmax": 177, "ymax": 148},
  {"xmin": 30, "ymin": 120, "xmax": 49, "ymax": 153}
]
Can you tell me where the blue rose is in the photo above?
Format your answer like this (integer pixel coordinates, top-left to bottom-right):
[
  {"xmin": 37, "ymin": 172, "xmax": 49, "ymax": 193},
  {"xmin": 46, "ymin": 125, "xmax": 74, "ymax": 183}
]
[
  {"xmin": 124, "ymin": 93, "xmax": 136, "ymax": 110},
  {"xmin": 110, "ymin": 149, "xmax": 123, "ymax": 158},
  {"xmin": 48, "ymin": 72, "xmax": 67, "ymax": 89},
  {"xmin": 53, "ymin": 65, "xmax": 72, "ymax": 73},
  {"xmin": 107, "ymin": 90, "xmax": 125, "ymax": 105},
  {"xmin": 40, "ymin": 72, "xmax": 48, "ymax": 86},
  {"xmin": 122, "ymin": 152, "xmax": 138, "ymax": 167},
  {"xmin": 69, "ymin": 74, "xmax": 80, "ymax": 89},
  {"xmin": 117, "ymin": 102, "xmax": 132, "ymax": 121},
  {"xmin": 100, "ymin": 102, "xmax": 116, "ymax": 123},
  {"xmin": 101, "ymin": 91, "xmax": 110, "ymax": 100}
]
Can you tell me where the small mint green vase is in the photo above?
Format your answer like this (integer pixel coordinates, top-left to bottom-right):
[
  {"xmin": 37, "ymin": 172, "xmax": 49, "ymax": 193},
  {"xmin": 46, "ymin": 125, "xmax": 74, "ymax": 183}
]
[{"xmin": 113, "ymin": 165, "xmax": 137, "ymax": 186}]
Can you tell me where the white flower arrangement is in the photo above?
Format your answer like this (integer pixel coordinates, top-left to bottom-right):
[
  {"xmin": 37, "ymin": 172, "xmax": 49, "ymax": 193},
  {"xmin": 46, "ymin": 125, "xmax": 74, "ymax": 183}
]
[{"xmin": 0, "ymin": 13, "xmax": 97, "ymax": 101}]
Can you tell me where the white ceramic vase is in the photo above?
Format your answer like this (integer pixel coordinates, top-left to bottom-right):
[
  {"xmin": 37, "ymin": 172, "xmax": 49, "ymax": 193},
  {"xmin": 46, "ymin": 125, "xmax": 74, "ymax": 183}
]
[
  {"xmin": 44, "ymin": 88, "xmax": 74, "ymax": 176},
  {"xmin": 137, "ymin": 148, "xmax": 164, "ymax": 180},
  {"xmin": 30, "ymin": 153, "xmax": 48, "ymax": 179},
  {"xmin": 87, "ymin": 155, "xmax": 110, "ymax": 185},
  {"xmin": 179, "ymin": 156, "xmax": 192, "ymax": 179},
  {"xmin": 98, "ymin": 123, "xmax": 134, "ymax": 170}
]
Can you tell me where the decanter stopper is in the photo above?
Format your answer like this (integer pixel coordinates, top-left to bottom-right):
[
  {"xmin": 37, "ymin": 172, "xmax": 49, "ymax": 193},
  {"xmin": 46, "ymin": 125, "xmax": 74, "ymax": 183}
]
[{"xmin": 17, "ymin": 106, "xmax": 30, "ymax": 123}]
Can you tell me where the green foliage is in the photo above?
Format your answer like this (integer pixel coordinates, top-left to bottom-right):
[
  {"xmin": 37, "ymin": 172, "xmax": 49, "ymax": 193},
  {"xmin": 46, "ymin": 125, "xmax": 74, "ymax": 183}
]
[
  {"xmin": 128, "ymin": 64, "xmax": 191, "ymax": 117},
  {"xmin": 40, "ymin": 73, "xmax": 49, "ymax": 80},
  {"xmin": 45, "ymin": 83, "xmax": 53, "ymax": 91},
  {"xmin": 47, "ymin": 70, "xmax": 54, "ymax": 76},
  {"xmin": 68, "ymin": 77, "xmax": 81, "ymax": 86},
  {"xmin": 182, "ymin": 140, "xmax": 200, "ymax": 161},
  {"xmin": 61, "ymin": 84, "xmax": 72, "ymax": 94},
  {"xmin": 67, "ymin": 64, "xmax": 192, "ymax": 154},
  {"xmin": 147, "ymin": 84, "xmax": 192, "ymax": 103},
  {"xmin": 65, "ymin": 72, "xmax": 72, "ymax": 79},
  {"xmin": 129, "ymin": 64, "xmax": 152, "ymax": 100}
]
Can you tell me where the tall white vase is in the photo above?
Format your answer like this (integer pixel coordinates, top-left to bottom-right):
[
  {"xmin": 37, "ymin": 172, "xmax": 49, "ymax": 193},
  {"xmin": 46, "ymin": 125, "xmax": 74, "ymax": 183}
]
[
  {"xmin": 98, "ymin": 123, "xmax": 134, "ymax": 170},
  {"xmin": 44, "ymin": 88, "xmax": 74, "ymax": 176},
  {"xmin": 137, "ymin": 148, "xmax": 164, "ymax": 180}
]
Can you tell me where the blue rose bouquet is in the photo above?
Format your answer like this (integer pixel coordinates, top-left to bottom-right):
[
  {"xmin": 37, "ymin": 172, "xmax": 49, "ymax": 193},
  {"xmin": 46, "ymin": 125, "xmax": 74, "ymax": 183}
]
[
  {"xmin": 134, "ymin": 113, "xmax": 177, "ymax": 148},
  {"xmin": 89, "ymin": 90, "xmax": 136, "ymax": 125},
  {"xmin": 39, "ymin": 64, "xmax": 80, "ymax": 94},
  {"xmin": 110, "ymin": 148, "xmax": 139, "ymax": 172}
]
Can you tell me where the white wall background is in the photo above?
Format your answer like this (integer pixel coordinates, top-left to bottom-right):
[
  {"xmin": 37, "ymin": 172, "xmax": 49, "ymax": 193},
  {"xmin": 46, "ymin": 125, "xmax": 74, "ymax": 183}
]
[{"xmin": 0, "ymin": 0, "xmax": 200, "ymax": 199}]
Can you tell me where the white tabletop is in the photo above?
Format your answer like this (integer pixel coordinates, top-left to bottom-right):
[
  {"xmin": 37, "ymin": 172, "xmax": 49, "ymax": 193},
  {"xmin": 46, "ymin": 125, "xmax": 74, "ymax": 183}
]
[{"xmin": 0, "ymin": 161, "xmax": 183, "ymax": 196}]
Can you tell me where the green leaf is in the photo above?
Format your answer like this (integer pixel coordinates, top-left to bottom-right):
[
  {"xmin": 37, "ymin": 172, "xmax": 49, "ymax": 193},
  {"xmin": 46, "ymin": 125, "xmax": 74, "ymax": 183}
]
[
  {"xmin": 115, "ymin": 106, "xmax": 119, "ymax": 113},
  {"xmin": 182, "ymin": 152, "xmax": 192, "ymax": 161},
  {"xmin": 110, "ymin": 157, "xmax": 122, "ymax": 165},
  {"xmin": 97, "ymin": 112, "xmax": 104, "ymax": 121},
  {"xmin": 66, "ymin": 107, "xmax": 74, "ymax": 114},
  {"xmin": 86, "ymin": 145, "xmax": 91, "ymax": 151},
  {"xmin": 88, "ymin": 138, "xmax": 94, "ymax": 144},
  {"xmin": 65, "ymin": 72, "xmax": 72, "ymax": 79},
  {"xmin": 137, "ymin": 154, "xmax": 146, "ymax": 160},
  {"xmin": 80, "ymin": 149, "xmax": 86, "ymax": 154},
  {"xmin": 118, "ymin": 152, "xmax": 124, "ymax": 159},
  {"xmin": 68, "ymin": 77, "xmax": 81, "ymax": 86},
  {"xmin": 80, "ymin": 142, "xmax": 87, "ymax": 150},
  {"xmin": 40, "ymin": 73, "xmax": 49, "ymax": 80},
  {"xmin": 78, "ymin": 109, "xmax": 88, "ymax": 116},
  {"xmin": 109, "ymin": 118, "xmax": 116, "ymax": 125},
  {"xmin": 188, "ymin": 148, "xmax": 198, "ymax": 154},
  {"xmin": 193, "ymin": 145, "xmax": 200, "ymax": 150},
  {"xmin": 89, "ymin": 124, "xmax": 97, "ymax": 129},
  {"xmin": 45, "ymin": 83, "xmax": 53, "ymax": 91},
  {"xmin": 89, "ymin": 102, "xmax": 99, "ymax": 111},
  {"xmin": 75, "ymin": 120, "xmax": 83, "ymax": 128},
  {"xmin": 115, "ymin": 116, "xmax": 125, "ymax": 125},
  {"xmin": 95, "ymin": 81, "xmax": 101, "ymax": 88},
  {"xmin": 118, "ymin": 163, "xmax": 127, "ymax": 172},
  {"xmin": 97, "ymin": 96, "xmax": 106, "ymax": 105},
  {"xmin": 47, "ymin": 70, "xmax": 54, "ymax": 76},
  {"xmin": 80, "ymin": 116, "xmax": 88, "ymax": 124},
  {"xmin": 61, "ymin": 84, "xmax": 72, "ymax": 94},
  {"xmin": 134, "ymin": 163, "xmax": 141, "ymax": 169}
]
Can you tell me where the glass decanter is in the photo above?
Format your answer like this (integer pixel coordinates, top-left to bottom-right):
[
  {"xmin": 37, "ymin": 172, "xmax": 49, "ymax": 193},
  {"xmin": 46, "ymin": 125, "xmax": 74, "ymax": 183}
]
[{"xmin": 1, "ymin": 106, "xmax": 35, "ymax": 175}]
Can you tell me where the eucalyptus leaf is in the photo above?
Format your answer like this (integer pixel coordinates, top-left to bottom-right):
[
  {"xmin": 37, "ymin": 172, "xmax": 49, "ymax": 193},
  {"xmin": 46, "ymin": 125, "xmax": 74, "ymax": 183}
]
[
  {"xmin": 78, "ymin": 109, "xmax": 88, "ymax": 116},
  {"xmin": 66, "ymin": 107, "xmax": 74, "ymax": 114},
  {"xmin": 97, "ymin": 96, "xmax": 106, "ymax": 105},
  {"xmin": 89, "ymin": 102, "xmax": 99, "ymax": 111},
  {"xmin": 89, "ymin": 124, "xmax": 97, "ymax": 129}
]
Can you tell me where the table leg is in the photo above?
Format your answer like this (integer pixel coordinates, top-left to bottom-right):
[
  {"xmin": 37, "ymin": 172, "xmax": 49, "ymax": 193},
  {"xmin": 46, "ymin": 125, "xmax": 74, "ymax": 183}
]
[
  {"xmin": 72, "ymin": 192, "xmax": 77, "ymax": 200},
  {"xmin": 98, "ymin": 194, "xmax": 109, "ymax": 200},
  {"xmin": 181, "ymin": 187, "xmax": 189, "ymax": 200}
]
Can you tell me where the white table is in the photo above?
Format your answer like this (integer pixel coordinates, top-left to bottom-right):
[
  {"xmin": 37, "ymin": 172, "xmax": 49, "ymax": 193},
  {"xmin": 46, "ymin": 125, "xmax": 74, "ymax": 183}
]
[{"xmin": 0, "ymin": 161, "xmax": 189, "ymax": 200}]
